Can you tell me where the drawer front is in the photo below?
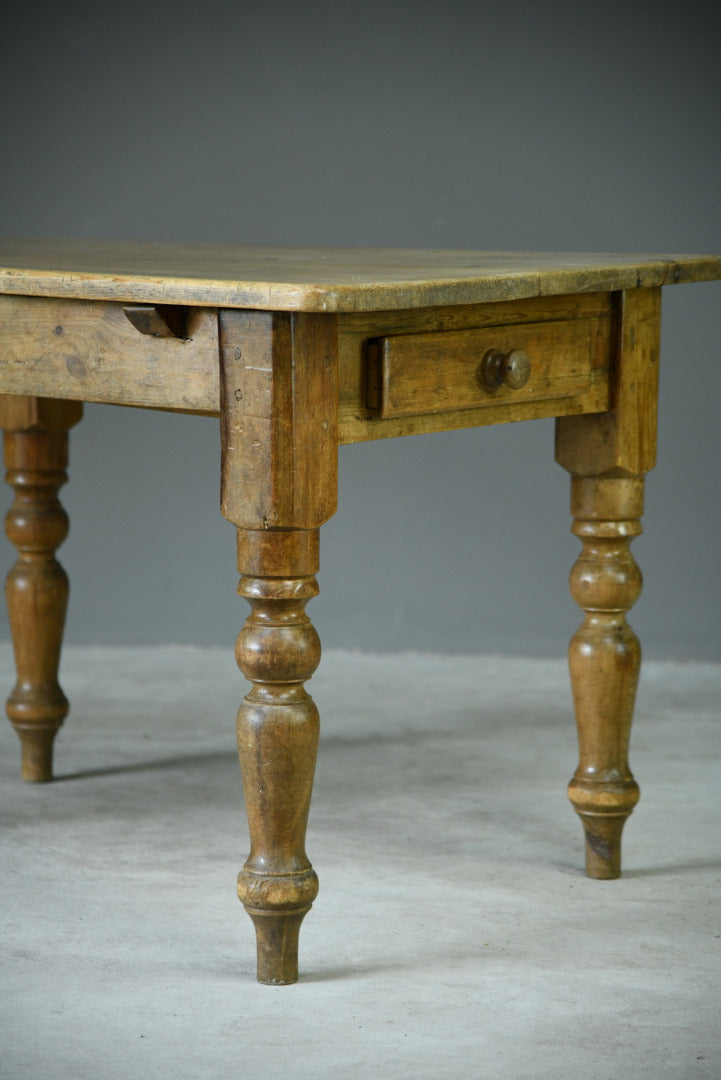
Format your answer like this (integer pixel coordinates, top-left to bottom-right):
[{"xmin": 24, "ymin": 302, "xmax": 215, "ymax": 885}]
[
  {"xmin": 0, "ymin": 295, "xmax": 219, "ymax": 412},
  {"xmin": 367, "ymin": 317, "xmax": 601, "ymax": 420}
]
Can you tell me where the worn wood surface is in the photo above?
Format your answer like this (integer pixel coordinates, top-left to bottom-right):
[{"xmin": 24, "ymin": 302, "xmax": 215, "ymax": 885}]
[
  {"xmin": 555, "ymin": 287, "xmax": 662, "ymax": 878},
  {"xmin": 555, "ymin": 288, "xmax": 661, "ymax": 476},
  {"xmin": 1, "ymin": 238, "xmax": 719, "ymax": 312},
  {"xmin": 1, "ymin": 395, "xmax": 82, "ymax": 781},
  {"xmin": 0, "ymin": 295, "xmax": 219, "ymax": 411},
  {"xmin": 368, "ymin": 316, "xmax": 603, "ymax": 419},
  {"xmin": 339, "ymin": 293, "xmax": 612, "ymax": 441},
  {"xmin": 0, "ymin": 246, "xmax": 718, "ymax": 984},
  {"xmin": 0, "ymin": 290, "xmax": 614, "ymax": 436},
  {"xmin": 218, "ymin": 309, "xmax": 338, "ymax": 529}
]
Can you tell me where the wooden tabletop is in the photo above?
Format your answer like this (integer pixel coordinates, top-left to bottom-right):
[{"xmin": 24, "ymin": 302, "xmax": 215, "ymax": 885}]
[{"xmin": 0, "ymin": 238, "xmax": 719, "ymax": 313}]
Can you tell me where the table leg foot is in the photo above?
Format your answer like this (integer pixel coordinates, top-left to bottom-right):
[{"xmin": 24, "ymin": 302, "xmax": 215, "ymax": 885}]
[
  {"xmin": 14, "ymin": 722, "xmax": 62, "ymax": 784},
  {"xmin": 569, "ymin": 806, "xmax": 631, "ymax": 879},
  {"xmin": 240, "ymin": 883, "xmax": 318, "ymax": 985},
  {"xmin": 566, "ymin": 475, "xmax": 643, "ymax": 879},
  {"xmin": 233, "ymin": 529, "xmax": 321, "ymax": 983}
]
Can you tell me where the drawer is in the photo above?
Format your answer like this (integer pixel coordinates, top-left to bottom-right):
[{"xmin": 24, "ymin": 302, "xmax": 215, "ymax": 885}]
[
  {"xmin": 0, "ymin": 295, "xmax": 219, "ymax": 412},
  {"xmin": 366, "ymin": 317, "xmax": 603, "ymax": 420}
]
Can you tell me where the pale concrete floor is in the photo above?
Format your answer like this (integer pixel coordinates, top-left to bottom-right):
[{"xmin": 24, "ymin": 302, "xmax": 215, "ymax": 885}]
[{"xmin": 1, "ymin": 645, "xmax": 720, "ymax": 1080}]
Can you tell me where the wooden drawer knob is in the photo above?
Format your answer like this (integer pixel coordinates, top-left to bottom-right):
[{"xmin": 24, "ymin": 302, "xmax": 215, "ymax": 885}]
[{"xmin": 478, "ymin": 348, "xmax": 531, "ymax": 390}]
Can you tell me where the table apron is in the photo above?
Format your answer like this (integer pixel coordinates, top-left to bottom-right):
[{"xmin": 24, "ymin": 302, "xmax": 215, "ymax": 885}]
[{"xmin": 0, "ymin": 292, "xmax": 614, "ymax": 436}]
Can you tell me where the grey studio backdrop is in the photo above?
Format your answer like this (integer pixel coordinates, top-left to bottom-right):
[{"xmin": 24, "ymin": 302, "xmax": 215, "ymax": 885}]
[{"xmin": 0, "ymin": 2, "xmax": 719, "ymax": 661}]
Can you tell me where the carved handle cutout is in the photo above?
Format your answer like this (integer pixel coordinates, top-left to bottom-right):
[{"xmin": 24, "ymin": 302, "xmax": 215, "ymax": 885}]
[{"xmin": 123, "ymin": 305, "xmax": 189, "ymax": 339}]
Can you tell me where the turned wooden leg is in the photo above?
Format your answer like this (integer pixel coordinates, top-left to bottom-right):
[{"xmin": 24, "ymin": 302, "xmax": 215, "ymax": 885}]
[
  {"xmin": 566, "ymin": 475, "xmax": 643, "ymax": 878},
  {"xmin": 556, "ymin": 286, "xmax": 661, "ymax": 877},
  {"xmin": 1, "ymin": 397, "xmax": 82, "ymax": 782},
  {"xmin": 218, "ymin": 308, "xmax": 337, "ymax": 982},
  {"xmin": 234, "ymin": 528, "xmax": 321, "ymax": 984}
]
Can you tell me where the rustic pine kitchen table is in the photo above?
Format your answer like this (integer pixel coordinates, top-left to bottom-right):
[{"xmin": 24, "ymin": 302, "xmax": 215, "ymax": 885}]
[{"xmin": 1, "ymin": 240, "xmax": 719, "ymax": 983}]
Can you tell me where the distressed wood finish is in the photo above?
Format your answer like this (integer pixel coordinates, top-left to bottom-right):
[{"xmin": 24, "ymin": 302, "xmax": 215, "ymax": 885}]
[
  {"xmin": 366, "ymin": 310, "xmax": 608, "ymax": 423},
  {"xmin": 218, "ymin": 309, "xmax": 337, "ymax": 529},
  {"xmin": 0, "ymin": 395, "xmax": 82, "ymax": 781},
  {"xmin": 1, "ymin": 239, "xmax": 719, "ymax": 312},
  {"xmin": 0, "ymin": 242, "xmax": 719, "ymax": 984},
  {"xmin": 338, "ymin": 293, "xmax": 611, "ymax": 442},
  {"xmin": 0, "ymin": 296, "xmax": 219, "ymax": 411},
  {"xmin": 555, "ymin": 287, "xmax": 661, "ymax": 877}
]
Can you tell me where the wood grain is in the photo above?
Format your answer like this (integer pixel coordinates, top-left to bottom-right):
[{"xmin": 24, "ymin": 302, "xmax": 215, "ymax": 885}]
[
  {"xmin": 368, "ymin": 317, "xmax": 602, "ymax": 419},
  {"xmin": 0, "ymin": 295, "xmax": 219, "ymax": 411},
  {"xmin": 0, "ymin": 243, "xmax": 717, "ymax": 984},
  {"xmin": 219, "ymin": 309, "xmax": 338, "ymax": 529},
  {"xmin": 555, "ymin": 288, "xmax": 661, "ymax": 476},
  {"xmin": 1, "ymin": 238, "xmax": 718, "ymax": 312},
  {"xmin": 339, "ymin": 293, "xmax": 612, "ymax": 441}
]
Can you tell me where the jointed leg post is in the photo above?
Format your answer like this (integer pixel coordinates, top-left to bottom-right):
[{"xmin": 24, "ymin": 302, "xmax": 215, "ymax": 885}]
[
  {"xmin": 556, "ymin": 286, "xmax": 661, "ymax": 878},
  {"xmin": 219, "ymin": 308, "xmax": 338, "ymax": 982}
]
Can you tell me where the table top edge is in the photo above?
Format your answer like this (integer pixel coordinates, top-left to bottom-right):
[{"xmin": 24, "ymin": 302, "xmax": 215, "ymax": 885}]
[{"xmin": 0, "ymin": 241, "xmax": 719, "ymax": 312}]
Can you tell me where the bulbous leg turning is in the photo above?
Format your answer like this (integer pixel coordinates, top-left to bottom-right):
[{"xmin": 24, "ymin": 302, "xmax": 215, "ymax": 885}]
[
  {"xmin": 234, "ymin": 528, "xmax": 321, "ymax": 983},
  {"xmin": 567, "ymin": 476, "xmax": 644, "ymax": 878}
]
